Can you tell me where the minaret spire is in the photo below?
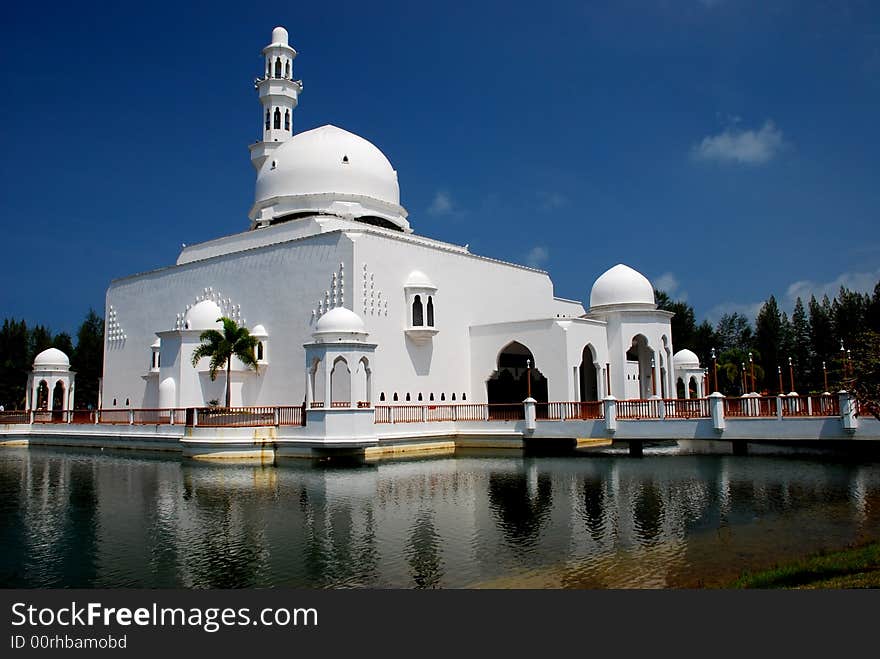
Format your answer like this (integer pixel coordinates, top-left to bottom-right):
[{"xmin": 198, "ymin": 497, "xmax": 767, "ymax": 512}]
[{"xmin": 249, "ymin": 26, "xmax": 303, "ymax": 171}]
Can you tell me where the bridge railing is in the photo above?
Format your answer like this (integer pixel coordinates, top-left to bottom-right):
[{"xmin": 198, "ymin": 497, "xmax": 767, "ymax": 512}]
[
  {"xmin": 0, "ymin": 410, "xmax": 31, "ymax": 424},
  {"xmin": 538, "ymin": 401, "xmax": 604, "ymax": 420},
  {"xmin": 617, "ymin": 399, "xmax": 663, "ymax": 420},
  {"xmin": 664, "ymin": 398, "xmax": 711, "ymax": 419},
  {"xmin": 196, "ymin": 406, "xmax": 277, "ymax": 427},
  {"xmin": 723, "ymin": 397, "xmax": 777, "ymax": 418}
]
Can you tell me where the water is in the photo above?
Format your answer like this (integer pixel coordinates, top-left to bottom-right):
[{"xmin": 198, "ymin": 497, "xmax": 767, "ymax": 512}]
[{"xmin": 1, "ymin": 445, "xmax": 879, "ymax": 588}]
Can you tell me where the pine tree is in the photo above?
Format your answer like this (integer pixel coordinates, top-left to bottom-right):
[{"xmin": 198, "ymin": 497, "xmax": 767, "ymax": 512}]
[
  {"xmin": 790, "ymin": 298, "xmax": 814, "ymax": 390},
  {"xmin": 72, "ymin": 310, "xmax": 104, "ymax": 409},
  {"xmin": 755, "ymin": 296, "xmax": 784, "ymax": 392}
]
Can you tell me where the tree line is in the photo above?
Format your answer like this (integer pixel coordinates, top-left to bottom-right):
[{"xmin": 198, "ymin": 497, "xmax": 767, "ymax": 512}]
[
  {"xmin": 657, "ymin": 281, "xmax": 880, "ymax": 396},
  {"xmin": 0, "ymin": 310, "xmax": 104, "ymax": 410}
]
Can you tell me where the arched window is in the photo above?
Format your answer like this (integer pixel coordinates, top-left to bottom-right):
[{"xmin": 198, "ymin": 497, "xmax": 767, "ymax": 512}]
[
  {"xmin": 380, "ymin": 392, "xmax": 386, "ymax": 402},
  {"xmin": 405, "ymin": 393, "xmax": 411, "ymax": 402},
  {"xmin": 284, "ymin": 109, "xmax": 290, "ymax": 131},
  {"xmin": 429, "ymin": 393, "xmax": 434, "ymax": 401},
  {"xmin": 412, "ymin": 295, "xmax": 424, "ymax": 326},
  {"xmin": 257, "ymin": 342, "xmax": 264, "ymax": 361},
  {"xmin": 285, "ymin": 60, "xmax": 291, "ymax": 78},
  {"xmin": 393, "ymin": 392, "xmax": 399, "ymax": 402},
  {"xmin": 274, "ymin": 57, "xmax": 282, "ymax": 78},
  {"xmin": 418, "ymin": 393, "xmax": 423, "ymax": 402},
  {"xmin": 125, "ymin": 398, "xmax": 130, "ymax": 407},
  {"xmin": 112, "ymin": 398, "xmax": 117, "ymax": 406},
  {"xmin": 462, "ymin": 393, "xmax": 467, "ymax": 401},
  {"xmin": 441, "ymin": 393, "xmax": 445, "ymax": 401},
  {"xmin": 265, "ymin": 109, "xmax": 270, "ymax": 130},
  {"xmin": 451, "ymin": 393, "xmax": 456, "ymax": 401},
  {"xmin": 427, "ymin": 296, "xmax": 435, "ymax": 327},
  {"xmin": 273, "ymin": 108, "xmax": 281, "ymax": 129}
]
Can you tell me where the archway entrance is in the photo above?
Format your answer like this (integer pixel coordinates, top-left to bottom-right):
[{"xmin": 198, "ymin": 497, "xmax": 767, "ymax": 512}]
[
  {"xmin": 625, "ymin": 334, "xmax": 656, "ymax": 399},
  {"xmin": 486, "ymin": 342, "xmax": 548, "ymax": 415},
  {"xmin": 36, "ymin": 380, "xmax": 49, "ymax": 410},
  {"xmin": 579, "ymin": 345, "xmax": 599, "ymax": 402}
]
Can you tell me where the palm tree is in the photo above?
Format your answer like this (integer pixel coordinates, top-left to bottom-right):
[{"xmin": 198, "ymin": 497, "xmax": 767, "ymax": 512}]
[{"xmin": 190, "ymin": 317, "xmax": 259, "ymax": 407}]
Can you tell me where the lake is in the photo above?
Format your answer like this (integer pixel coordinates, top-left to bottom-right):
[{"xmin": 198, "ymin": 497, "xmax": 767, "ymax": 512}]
[{"xmin": 2, "ymin": 444, "xmax": 879, "ymax": 588}]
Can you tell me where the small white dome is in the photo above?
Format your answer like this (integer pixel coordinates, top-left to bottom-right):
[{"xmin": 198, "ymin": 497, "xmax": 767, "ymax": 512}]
[
  {"xmin": 270, "ymin": 26, "xmax": 289, "ymax": 46},
  {"xmin": 185, "ymin": 300, "xmax": 223, "ymax": 331},
  {"xmin": 674, "ymin": 349, "xmax": 701, "ymax": 367},
  {"xmin": 589, "ymin": 264, "xmax": 656, "ymax": 310},
  {"xmin": 151, "ymin": 338, "xmax": 161, "ymax": 349},
  {"xmin": 405, "ymin": 270, "xmax": 435, "ymax": 288},
  {"xmin": 251, "ymin": 125, "xmax": 410, "ymax": 231},
  {"xmin": 313, "ymin": 307, "xmax": 368, "ymax": 343},
  {"xmin": 251, "ymin": 324, "xmax": 268, "ymax": 337},
  {"xmin": 34, "ymin": 347, "xmax": 70, "ymax": 370}
]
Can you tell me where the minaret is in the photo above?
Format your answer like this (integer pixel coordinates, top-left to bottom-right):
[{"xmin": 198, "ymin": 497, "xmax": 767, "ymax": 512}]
[{"xmin": 249, "ymin": 26, "xmax": 303, "ymax": 171}]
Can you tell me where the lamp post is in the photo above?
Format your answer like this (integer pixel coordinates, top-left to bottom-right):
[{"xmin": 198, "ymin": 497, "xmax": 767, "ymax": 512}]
[
  {"xmin": 840, "ymin": 340, "xmax": 846, "ymax": 380},
  {"xmin": 822, "ymin": 361, "xmax": 828, "ymax": 392},
  {"xmin": 846, "ymin": 350, "xmax": 852, "ymax": 379},
  {"xmin": 788, "ymin": 356, "xmax": 795, "ymax": 393},
  {"xmin": 526, "ymin": 358, "xmax": 532, "ymax": 399},
  {"xmin": 748, "ymin": 351, "xmax": 755, "ymax": 393},
  {"xmin": 711, "ymin": 348, "xmax": 718, "ymax": 394},
  {"xmin": 777, "ymin": 366, "xmax": 783, "ymax": 394},
  {"xmin": 650, "ymin": 357, "xmax": 656, "ymax": 397},
  {"xmin": 703, "ymin": 368, "xmax": 709, "ymax": 398},
  {"xmin": 741, "ymin": 362, "xmax": 746, "ymax": 395}
]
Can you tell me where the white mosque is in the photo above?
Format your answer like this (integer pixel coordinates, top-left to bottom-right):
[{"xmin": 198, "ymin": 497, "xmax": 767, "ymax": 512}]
[{"xmin": 96, "ymin": 26, "xmax": 706, "ymax": 416}]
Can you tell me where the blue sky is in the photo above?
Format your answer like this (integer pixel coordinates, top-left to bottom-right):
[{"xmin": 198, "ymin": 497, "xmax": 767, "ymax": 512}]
[{"xmin": 2, "ymin": 0, "xmax": 879, "ymax": 335}]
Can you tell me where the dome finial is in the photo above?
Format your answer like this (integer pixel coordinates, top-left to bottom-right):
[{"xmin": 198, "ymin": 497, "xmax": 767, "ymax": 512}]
[{"xmin": 271, "ymin": 26, "xmax": 289, "ymax": 46}]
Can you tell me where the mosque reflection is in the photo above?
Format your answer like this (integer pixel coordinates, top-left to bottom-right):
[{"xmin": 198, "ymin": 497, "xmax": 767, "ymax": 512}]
[{"xmin": 2, "ymin": 447, "xmax": 880, "ymax": 588}]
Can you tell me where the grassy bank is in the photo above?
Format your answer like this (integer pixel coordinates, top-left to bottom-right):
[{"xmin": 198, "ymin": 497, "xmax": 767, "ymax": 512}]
[{"xmin": 729, "ymin": 541, "xmax": 880, "ymax": 588}]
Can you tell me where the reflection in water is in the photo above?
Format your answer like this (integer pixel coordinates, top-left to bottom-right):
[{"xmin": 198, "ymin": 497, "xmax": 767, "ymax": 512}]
[{"xmin": 1, "ymin": 447, "xmax": 880, "ymax": 588}]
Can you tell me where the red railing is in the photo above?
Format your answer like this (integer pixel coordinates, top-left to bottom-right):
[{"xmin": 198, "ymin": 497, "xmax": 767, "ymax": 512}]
[
  {"xmin": 131, "ymin": 408, "xmax": 186, "ymax": 425},
  {"xmin": 357, "ymin": 401, "xmax": 371, "ymax": 408},
  {"xmin": 809, "ymin": 395, "xmax": 840, "ymax": 417},
  {"xmin": 538, "ymin": 401, "xmax": 604, "ymax": 420},
  {"xmin": 330, "ymin": 401, "xmax": 350, "ymax": 408},
  {"xmin": 487, "ymin": 404, "xmax": 525, "ymax": 421},
  {"xmin": 374, "ymin": 406, "xmax": 392, "ymax": 424},
  {"xmin": 97, "ymin": 409, "xmax": 131, "ymax": 424},
  {"xmin": 277, "ymin": 405, "xmax": 305, "ymax": 426},
  {"xmin": 617, "ymin": 399, "xmax": 662, "ymax": 420},
  {"xmin": 197, "ymin": 406, "xmax": 276, "ymax": 427},
  {"xmin": 453, "ymin": 404, "xmax": 489, "ymax": 421},
  {"xmin": 389, "ymin": 405, "xmax": 425, "ymax": 423},
  {"xmin": 664, "ymin": 398, "xmax": 710, "ymax": 419},
  {"xmin": 723, "ymin": 397, "xmax": 776, "ymax": 418},
  {"xmin": 310, "ymin": 402, "xmax": 324, "ymax": 408},
  {"xmin": 0, "ymin": 410, "xmax": 30, "ymax": 424}
]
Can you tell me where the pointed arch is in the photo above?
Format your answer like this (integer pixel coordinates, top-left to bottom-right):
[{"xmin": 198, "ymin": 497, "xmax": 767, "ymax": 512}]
[
  {"xmin": 330, "ymin": 357, "xmax": 351, "ymax": 406},
  {"xmin": 427, "ymin": 296, "xmax": 435, "ymax": 327},
  {"xmin": 579, "ymin": 344, "xmax": 599, "ymax": 402},
  {"xmin": 273, "ymin": 107, "xmax": 281, "ymax": 129},
  {"xmin": 412, "ymin": 295, "xmax": 424, "ymax": 326},
  {"xmin": 486, "ymin": 341, "xmax": 548, "ymax": 406},
  {"xmin": 284, "ymin": 109, "xmax": 290, "ymax": 131},
  {"xmin": 284, "ymin": 59, "xmax": 291, "ymax": 78},
  {"xmin": 265, "ymin": 108, "xmax": 271, "ymax": 130},
  {"xmin": 274, "ymin": 57, "xmax": 282, "ymax": 78}
]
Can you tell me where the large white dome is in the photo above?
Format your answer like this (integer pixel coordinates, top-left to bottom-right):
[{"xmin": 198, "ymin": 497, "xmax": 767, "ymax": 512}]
[
  {"xmin": 589, "ymin": 264, "xmax": 656, "ymax": 310},
  {"xmin": 33, "ymin": 347, "xmax": 70, "ymax": 370},
  {"xmin": 250, "ymin": 125, "xmax": 410, "ymax": 232}
]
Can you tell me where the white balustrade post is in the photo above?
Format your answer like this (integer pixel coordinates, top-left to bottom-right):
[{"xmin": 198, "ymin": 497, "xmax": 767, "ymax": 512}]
[
  {"xmin": 840, "ymin": 391, "xmax": 858, "ymax": 432},
  {"xmin": 807, "ymin": 396, "xmax": 813, "ymax": 416},
  {"xmin": 421, "ymin": 405, "xmax": 427, "ymax": 423},
  {"xmin": 776, "ymin": 395, "xmax": 784, "ymax": 420},
  {"xmin": 524, "ymin": 397, "xmax": 536, "ymax": 433},
  {"xmin": 129, "ymin": 409, "xmax": 134, "ymax": 425},
  {"xmin": 603, "ymin": 396, "xmax": 617, "ymax": 434},
  {"xmin": 274, "ymin": 407, "xmax": 280, "ymax": 426},
  {"xmin": 169, "ymin": 409, "xmax": 175, "ymax": 425},
  {"xmin": 193, "ymin": 408, "xmax": 199, "ymax": 427},
  {"xmin": 389, "ymin": 406, "xmax": 395, "ymax": 424},
  {"xmin": 709, "ymin": 392, "xmax": 725, "ymax": 432}
]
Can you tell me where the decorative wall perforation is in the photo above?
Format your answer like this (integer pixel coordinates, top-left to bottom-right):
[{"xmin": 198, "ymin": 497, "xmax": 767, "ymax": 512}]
[
  {"xmin": 361, "ymin": 263, "xmax": 388, "ymax": 317},
  {"xmin": 311, "ymin": 263, "xmax": 345, "ymax": 321},
  {"xmin": 175, "ymin": 287, "xmax": 246, "ymax": 330},
  {"xmin": 106, "ymin": 305, "xmax": 126, "ymax": 346}
]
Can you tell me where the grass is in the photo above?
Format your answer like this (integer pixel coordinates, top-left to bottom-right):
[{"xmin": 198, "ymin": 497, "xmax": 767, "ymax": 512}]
[{"xmin": 729, "ymin": 541, "xmax": 880, "ymax": 589}]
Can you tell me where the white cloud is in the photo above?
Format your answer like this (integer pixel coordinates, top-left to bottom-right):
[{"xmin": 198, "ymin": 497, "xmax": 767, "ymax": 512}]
[
  {"xmin": 427, "ymin": 191, "xmax": 453, "ymax": 216},
  {"xmin": 539, "ymin": 192, "xmax": 569, "ymax": 211},
  {"xmin": 704, "ymin": 268, "xmax": 880, "ymax": 324},
  {"xmin": 654, "ymin": 272, "xmax": 679, "ymax": 294},
  {"xmin": 692, "ymin": 119, "xmax": 785, "ymax": 165},
  {"xmin": 525, "ymin": 246, "xmax": 549, "ymax": 268},
  {"xmin": 705, "ymin": 300, "xmax": 764, "ymax": 324},
  {"xmin": 785, "ymin": 268, "xmax": 880, "ymax": 305}
]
